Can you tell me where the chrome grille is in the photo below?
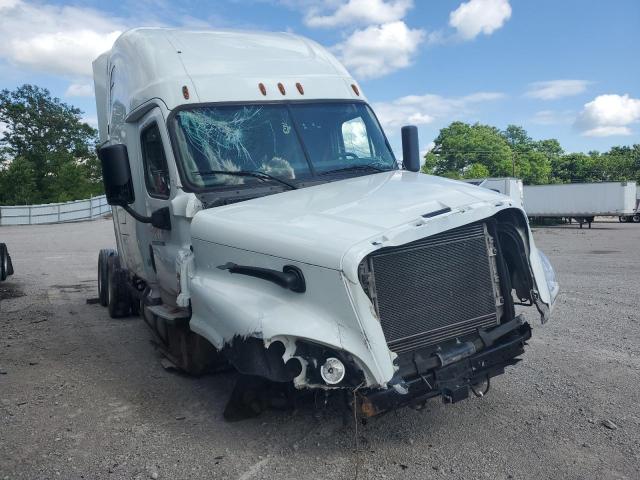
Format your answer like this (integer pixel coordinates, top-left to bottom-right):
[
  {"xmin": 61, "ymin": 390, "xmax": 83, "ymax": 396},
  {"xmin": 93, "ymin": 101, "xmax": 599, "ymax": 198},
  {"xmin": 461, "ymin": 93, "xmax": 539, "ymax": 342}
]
[{"xmin": 361, "ymin": 222, "xmax": 501, "ymax": 354}]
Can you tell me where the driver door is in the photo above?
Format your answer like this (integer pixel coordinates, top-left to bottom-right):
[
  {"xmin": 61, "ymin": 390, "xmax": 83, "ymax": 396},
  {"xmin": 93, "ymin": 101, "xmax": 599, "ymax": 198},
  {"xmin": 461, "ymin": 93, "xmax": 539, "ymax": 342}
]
[{"xmin": 136, "ymin": 108, "xmax": 179, "ymax": 301}]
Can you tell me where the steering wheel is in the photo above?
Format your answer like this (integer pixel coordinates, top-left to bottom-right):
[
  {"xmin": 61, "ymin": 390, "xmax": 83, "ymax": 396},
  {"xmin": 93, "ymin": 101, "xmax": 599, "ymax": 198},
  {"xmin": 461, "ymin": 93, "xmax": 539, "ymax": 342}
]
[{"xmin": 337, "ymin": 152, "xmax": 359, "ymax": 161}]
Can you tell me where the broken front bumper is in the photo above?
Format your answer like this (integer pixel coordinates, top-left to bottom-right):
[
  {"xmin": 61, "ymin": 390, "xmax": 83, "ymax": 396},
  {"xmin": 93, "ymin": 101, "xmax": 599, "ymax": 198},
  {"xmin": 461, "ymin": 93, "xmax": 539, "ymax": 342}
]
[{"xmin": 356, "ymin": 322, "xmax": 532, "ymax": 417}]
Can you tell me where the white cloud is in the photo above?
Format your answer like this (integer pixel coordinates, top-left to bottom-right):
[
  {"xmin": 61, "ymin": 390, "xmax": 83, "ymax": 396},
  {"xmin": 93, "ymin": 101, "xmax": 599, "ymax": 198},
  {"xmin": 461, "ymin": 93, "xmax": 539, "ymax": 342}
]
[
  {"xmin": 65, "ymin": 83, "xmax": 94, "ymax": 97},
  {"xmin": 305, "ymin": 0, "xmax": 413, "ymax": 28},
  {"xmin": 373, "ymin": 91, "xmax": 505, "ymax": 129},
  {"xmin": 575, "ymin": 94, "xmax": 640, "ymax": 137},
  {"xmin": 0, "ymin": 0, "xmax": 20, "ymax": 8},
  {"xmin": 531, "ymin": 110, "xmax": 575, "ymax": 125},
  {"xmin": 0, "ymin": 0, "xmax": 122, "ymax": 77},
  {"xmin": 581, "ymin": 126, "xmax": 633, "ymax": 137},
  {"xmin": 449, "ymin": 0, "xmax": 511, "ymax": 40},
  {"xmin": 526, "ymin": 80, "xmax": 590, "ymax": 100},
  {"xmin": 334, "ymin": 21, "xmax": 425, "ymax": 79}
]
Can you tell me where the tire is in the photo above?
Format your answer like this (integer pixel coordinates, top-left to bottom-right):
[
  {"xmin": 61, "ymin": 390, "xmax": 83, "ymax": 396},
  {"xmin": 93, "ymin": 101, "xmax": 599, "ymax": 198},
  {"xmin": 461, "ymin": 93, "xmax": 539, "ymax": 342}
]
[
  {"xmin": 6, "ymin": 251, "xmax": 13, "ymax": 276},
  {"xmin": 0, "ymin": 243, "xmax": 7, "ymax": 281},
  {"xmin": 98, "ymin": 249, "xmax": 116, "ymax": 307},
  {"xmin": 619, "ymin": 216, "xmax": 627, "ymax": 223},
  {"xmin": 107, "ymin": 255, "xmax": 131, "ymax": 318},
  {"xmin": 130, "ymin": 296, "xmax": 141, "ymax": 316},
  {"xmin": 633, "ymin": 214, "xmax": 640, "ymax": 223}
]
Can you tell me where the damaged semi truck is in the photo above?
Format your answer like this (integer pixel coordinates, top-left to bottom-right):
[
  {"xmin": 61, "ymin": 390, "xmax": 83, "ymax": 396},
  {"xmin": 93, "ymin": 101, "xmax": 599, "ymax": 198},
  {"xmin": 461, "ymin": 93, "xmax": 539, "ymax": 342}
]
[{"xmin": 93, "ymin": 28, "xmax": 559, "ymax": 418}]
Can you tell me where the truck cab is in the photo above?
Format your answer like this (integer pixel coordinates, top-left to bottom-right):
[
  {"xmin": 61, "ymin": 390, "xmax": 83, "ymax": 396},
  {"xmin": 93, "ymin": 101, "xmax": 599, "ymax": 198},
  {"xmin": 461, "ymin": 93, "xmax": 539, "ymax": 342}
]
[{"xmin": 93, "ymin": 28, "xmax": 558, "ymax": 418}]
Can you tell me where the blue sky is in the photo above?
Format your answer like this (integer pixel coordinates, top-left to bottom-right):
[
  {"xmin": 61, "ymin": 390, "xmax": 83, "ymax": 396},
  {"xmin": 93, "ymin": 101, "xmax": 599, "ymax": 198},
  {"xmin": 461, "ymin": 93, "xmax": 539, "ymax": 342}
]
[{"xmin": 1, "ymin": 0, "xmax": 638, "ymax": 155}]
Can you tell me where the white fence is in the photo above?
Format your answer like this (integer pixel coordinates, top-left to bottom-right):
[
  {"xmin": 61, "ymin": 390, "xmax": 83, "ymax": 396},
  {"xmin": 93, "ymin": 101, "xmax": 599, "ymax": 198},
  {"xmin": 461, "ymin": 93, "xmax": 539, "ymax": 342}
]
[{"xmin": 0, "ymin": 195, "xmax": 111, "ymax": 226}]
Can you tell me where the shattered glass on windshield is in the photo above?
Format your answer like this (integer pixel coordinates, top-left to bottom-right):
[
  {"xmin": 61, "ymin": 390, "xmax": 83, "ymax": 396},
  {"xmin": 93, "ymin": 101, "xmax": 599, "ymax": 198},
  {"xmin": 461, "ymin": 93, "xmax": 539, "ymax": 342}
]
[
  {"xmin": 174, "ymin": 105, "xmax": 310, "ymax": 187},
  {"xmin": 173, "ymin": 102, "xmax": 397, "ymax": 190}
]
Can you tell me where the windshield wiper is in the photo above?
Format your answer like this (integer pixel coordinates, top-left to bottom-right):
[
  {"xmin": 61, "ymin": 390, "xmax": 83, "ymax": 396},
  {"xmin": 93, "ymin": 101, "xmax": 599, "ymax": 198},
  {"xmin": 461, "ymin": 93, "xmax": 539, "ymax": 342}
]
[
  {"xmin": 193, "ymin": 170, "xmax": 298, "ymax": 190},
  {"xmin": 319, "ymin": 163, "xmax": 394, "ymax": 176}
]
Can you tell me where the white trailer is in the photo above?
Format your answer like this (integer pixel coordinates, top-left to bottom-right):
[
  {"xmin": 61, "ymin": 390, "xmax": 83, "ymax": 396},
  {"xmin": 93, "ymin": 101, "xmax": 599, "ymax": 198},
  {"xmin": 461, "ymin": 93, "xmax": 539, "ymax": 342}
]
[
  {"xmin": 92, "ymin": 28, "xmax": 558, "ymax": 419},
  {"xmin": 618, "ymin": 186, "xmax": 640, "ymax": 223},
  {"xmin": 523, "ymin": 181, "xmax": 637, "ymax": 228},
  {"xmin": 464, "ymin": 178, "xmax": 524, "ymax": 209}
]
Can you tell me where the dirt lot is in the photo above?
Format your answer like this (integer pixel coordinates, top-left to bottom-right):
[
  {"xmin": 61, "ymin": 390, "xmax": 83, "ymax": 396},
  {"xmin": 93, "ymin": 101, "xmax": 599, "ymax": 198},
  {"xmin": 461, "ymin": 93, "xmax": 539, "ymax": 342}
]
[{"xmin": 1, "ymin": 219, "xmax": 639, "ymax": 480}]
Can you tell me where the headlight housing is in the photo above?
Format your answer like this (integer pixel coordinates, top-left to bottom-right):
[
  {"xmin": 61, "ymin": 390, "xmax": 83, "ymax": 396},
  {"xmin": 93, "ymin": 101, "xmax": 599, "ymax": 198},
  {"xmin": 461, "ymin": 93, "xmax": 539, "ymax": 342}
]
[
  {"xmin": 320, "ymin": 357, "xmax": 346, "ymax": 385},
  {"xmin": 538, "ymin": 250, "xmax": 559, "ymax": 305}
]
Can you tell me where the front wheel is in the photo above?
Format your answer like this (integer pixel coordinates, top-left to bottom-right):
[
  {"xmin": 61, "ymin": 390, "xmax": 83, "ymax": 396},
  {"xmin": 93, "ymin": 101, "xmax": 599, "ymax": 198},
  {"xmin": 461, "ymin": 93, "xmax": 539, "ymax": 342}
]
[
  {"xmin": 0, "ymin": 243, "xmax": 8, "ymax": 281},
  {"xmin": 107, "ymin": 255, "xmax": 131, "ymax": 318}
]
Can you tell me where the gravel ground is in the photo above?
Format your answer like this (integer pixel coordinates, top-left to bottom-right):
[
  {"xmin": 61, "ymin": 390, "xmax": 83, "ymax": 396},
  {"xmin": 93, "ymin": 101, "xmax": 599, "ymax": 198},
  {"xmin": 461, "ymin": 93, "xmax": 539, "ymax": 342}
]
[{"xmin": 1, "ymin": 218, "xmax": 639, "ymax": 480}]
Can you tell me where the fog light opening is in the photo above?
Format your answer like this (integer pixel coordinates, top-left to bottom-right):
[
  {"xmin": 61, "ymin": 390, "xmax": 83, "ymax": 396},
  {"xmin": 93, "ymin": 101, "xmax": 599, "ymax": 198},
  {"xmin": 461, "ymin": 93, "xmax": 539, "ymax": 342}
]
[{"xmin": 320, "ymin": 357, "xmax": 345, "ymax": 385}]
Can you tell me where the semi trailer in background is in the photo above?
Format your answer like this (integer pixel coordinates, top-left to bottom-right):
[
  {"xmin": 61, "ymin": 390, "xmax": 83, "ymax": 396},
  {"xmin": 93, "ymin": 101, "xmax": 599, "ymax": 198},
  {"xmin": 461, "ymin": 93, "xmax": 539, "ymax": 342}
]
[
  {"xmin": 618, "ymin": 186, "xmax": 640, "ymax": 223},
  {"xmin": 464, "ymin": 178, "xmax": 524, "ymax": 209},
  {"xmin": 92, "ymin": 27, "xmax": 558, "ymax": 419},
  {"xmin": 523, "ymin": 181, "xmax": 637, "ymax": 228}
]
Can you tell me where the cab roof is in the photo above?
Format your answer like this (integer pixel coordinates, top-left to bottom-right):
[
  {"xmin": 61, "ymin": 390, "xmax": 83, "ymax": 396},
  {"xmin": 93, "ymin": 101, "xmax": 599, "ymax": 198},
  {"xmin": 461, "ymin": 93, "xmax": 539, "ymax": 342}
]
[{"xmin": 93, "ymin": 28, "xmax": 363, "ymax": 141}]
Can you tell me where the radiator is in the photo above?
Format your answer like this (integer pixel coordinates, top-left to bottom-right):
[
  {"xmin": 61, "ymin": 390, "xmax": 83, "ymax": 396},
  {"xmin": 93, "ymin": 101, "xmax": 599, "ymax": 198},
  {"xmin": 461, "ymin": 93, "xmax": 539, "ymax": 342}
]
[{"xmin": 359, "ymin": 222, "xmax": 502, "ymax": 354}]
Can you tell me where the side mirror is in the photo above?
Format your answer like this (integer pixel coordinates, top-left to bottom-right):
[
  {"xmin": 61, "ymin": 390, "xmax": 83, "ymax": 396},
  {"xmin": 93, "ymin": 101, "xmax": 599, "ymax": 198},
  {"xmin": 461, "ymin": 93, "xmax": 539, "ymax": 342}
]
[
  {"xmin": 401, "ymin": 125, "xmax": 420, "ymax": 172},
  {"xmin": 98, "ymin": 144, "xmax": 135, "ymax": 206}
]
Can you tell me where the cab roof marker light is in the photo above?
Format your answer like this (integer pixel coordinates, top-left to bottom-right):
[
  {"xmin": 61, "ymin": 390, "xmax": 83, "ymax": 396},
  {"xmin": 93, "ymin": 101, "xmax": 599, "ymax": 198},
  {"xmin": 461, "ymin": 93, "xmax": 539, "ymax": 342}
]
[
  {"xmin": 296, "ymin": 82, "xmax": 304, "ymax": 95},
  {"xmin": 278, "ymin": 82, "xmax": 286, "ymax": 95},
  {"xmin": 182, "ymin": 85, "xmax": 189, "ymax": 100},
  {"xmin": 258, "ymin": 83, "xmax": 267, "ymax": 96},
  {"xmin": 351, "ymin": 84, "xmax": 360, "ymax": 96}
]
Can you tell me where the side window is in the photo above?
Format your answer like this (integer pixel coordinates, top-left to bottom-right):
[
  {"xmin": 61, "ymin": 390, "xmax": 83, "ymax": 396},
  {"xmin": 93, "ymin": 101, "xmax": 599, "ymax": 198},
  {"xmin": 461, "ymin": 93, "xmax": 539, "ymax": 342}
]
[
  {"xmin": 141, "ymin": 123, "xmax": 171, "ymax": 198},
  {"xmin": 341, "ymin": 117, "xmax": 372, "ymax": 158}
]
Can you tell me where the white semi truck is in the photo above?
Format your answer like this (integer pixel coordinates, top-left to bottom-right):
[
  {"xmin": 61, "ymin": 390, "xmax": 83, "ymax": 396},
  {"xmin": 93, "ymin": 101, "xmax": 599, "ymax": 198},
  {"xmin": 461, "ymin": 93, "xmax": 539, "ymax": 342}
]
[
  {"xmin": 523, "ymin": 181, "xmax": 637, "ymax": 228},
  {"xmin": 93, "ymin": 28, "xmax": 558, "ymax": 419}
]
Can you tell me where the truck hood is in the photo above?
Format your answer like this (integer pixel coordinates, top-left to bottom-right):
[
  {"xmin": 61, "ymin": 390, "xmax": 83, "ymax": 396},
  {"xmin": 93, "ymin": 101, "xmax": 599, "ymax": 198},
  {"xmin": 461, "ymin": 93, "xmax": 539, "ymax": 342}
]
[{"xmin": 190, "ymin": 171, "xmax": 514, "ymax": 270}]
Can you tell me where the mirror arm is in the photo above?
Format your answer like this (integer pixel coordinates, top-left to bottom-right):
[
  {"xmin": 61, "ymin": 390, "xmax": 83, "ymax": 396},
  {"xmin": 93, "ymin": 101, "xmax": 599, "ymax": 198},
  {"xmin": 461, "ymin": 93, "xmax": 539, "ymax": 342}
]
[
  {"xmin": 121, "ymin": 204, "xmax": 152, "ymax": 223},
  {"xmin": 121, "ymin": 205, "xmax": 172, "ymax": 230}
]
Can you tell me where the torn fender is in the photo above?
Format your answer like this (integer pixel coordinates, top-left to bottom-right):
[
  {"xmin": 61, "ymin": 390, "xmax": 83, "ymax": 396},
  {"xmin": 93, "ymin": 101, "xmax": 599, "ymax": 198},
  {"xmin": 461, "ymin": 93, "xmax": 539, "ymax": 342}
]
[{"xmin": 187, "ymin": 239, "xmax": 396, "ymax": 387}]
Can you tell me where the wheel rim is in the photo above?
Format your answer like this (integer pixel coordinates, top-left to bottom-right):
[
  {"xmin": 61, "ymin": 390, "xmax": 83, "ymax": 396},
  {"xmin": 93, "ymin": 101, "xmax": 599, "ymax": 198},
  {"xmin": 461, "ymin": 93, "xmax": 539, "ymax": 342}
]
[{"xmin": 2, "ymin": 253, "xmax": 7, "ymax": 275}]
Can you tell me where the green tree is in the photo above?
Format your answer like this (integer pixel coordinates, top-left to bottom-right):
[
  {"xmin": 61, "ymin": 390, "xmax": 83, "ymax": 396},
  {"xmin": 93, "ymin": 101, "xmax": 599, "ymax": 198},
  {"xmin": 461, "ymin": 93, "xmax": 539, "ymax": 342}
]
[
  {"xmin": 464, "ymin": 163, "xmax": 490, "ymax": 178},
  {"xmin": 502, "ymin": 125, "xmax": 533, "ymax": 153},
  {"xmin": 424, "ymin": 121, "xmax": 638, "ymax": 186},
  {"xmin": 501, "ymin": 126, "xmax": 553, "ymax": 184},
  {"xmin": 0, "ymin": 84, "xmax": 101, "ymax": 204},
  {"xmin": 422, "ymin": 122, "xmax": 513, "ymax": 178},
  {"xmin": 0, "ymin": 157, "xmax": 37, "ymax": 204},
  {"xmin": 602, "ymin": 145, "xmax": 640, "ymax": 183},
  {"xmin": 534, "ymin": 138, "xmax": 564, "ymax": 159},
  {"xmin": 517, "ymin": 150, "xmax": 552, "ymax": 184},
  {"xmin": 550, "ymin": 152, "xmax": 593, "ymax": 183}
]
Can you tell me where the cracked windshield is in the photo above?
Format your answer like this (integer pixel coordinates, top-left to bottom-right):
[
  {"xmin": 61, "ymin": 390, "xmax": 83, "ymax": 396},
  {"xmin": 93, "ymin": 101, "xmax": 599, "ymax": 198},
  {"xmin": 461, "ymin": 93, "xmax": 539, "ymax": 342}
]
[{"xmin": 173, "ymin": 102, "xmax": 396, "ymax": 188}]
